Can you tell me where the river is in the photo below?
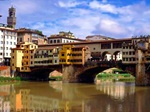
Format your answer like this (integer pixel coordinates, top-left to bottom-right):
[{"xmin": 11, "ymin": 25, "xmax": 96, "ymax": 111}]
[{"xmin": 0, "ymin": 81, "xmax": 150, "ymax": 112}]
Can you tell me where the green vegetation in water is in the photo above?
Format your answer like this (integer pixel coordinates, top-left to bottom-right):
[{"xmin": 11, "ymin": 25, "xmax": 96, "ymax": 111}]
[
  {"xmin": 96, "ymin": 68, "xmax": 135, "ymax": 82},
  {"xmin": 0, "ymin": 76, "xmax": 21, "ymax": 83},
  {"xmin": 49, "ymin": 76, "xmax": 62, "ymax": 81}
]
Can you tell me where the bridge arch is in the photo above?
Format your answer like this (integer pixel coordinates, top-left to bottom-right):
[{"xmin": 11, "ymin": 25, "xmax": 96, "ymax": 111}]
[
  {"xmin": 29, "ymin": 68, "xmax": 55, "ymax": 80},
  {"xmin": 76, "ymin": 63, "xmax": 135, "ymax": 83},
  {"xmin": 77, "ymin": 66, "xmax": 111, "ymax": 83}
]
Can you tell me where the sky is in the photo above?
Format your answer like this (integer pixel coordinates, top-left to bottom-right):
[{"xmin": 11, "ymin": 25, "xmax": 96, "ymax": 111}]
[{"xmin": 0, "ymin": 0, "xmax": 150, "ymax": 39}]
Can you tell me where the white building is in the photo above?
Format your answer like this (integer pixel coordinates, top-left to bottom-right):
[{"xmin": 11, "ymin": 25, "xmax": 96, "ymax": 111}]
[
  {"xmin": 0, "ymin": 24, "xmax": 17, "ymax": 65},
  {"xmin": 48, "ymin": 31, "xmax": 85, "ymax": 44}
]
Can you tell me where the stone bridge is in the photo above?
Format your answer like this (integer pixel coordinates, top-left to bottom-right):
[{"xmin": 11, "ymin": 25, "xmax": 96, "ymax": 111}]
[
  {"xmin": 62, "ymin": 61, "xmax": 136, "ymax": 83},
  {"xmin": 17, "ymin": 57, "xmax": 150, "ymax": 86},
  {"xmin": 24, "ymin": 60, "xmax": 135, "ymax": 83}
]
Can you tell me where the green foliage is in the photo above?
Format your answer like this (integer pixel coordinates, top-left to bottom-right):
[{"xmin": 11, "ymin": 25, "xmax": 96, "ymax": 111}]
[
  {"xmin": 7, "ymin": 25, "xmax": 13, "ymax": 28},
  {"xmin": 14, "ymin": 76, "xmax": 21, "ymax": 81},
  {"xmin": 96, "ymin": 72, "xmax": 135, "ymax": 82},
  {"xmin": 0, "ymin": 76, "xmax": 21, "ymax": 82},
  {"xmin": 113, "ymin": 68, "xmax": 123, "ymax": 72},
  {"xmin": 49, "ymin": 76, "xmax": 62, "ymax": 81},
  {"xmin": 36, "ymin": 30, "xmax": 43, "ymax": 35}
]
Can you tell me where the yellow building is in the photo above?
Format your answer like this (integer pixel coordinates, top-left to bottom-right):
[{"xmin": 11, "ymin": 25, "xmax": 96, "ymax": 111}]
[
  {"xmin": 34, "ymin": 47, "xmax": 60, "ymax": 66},
  {"xmin": 59, "ymin": 45, "xmax": 91, "ymax": 65},
  {"xmin": 11, "ymin": 42, "xmax": 38, "ymax": 75}
]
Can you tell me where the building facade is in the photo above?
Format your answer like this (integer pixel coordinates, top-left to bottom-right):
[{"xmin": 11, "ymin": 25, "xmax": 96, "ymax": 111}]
[
  {"xmin": 0, "ymin": 25, "xmax": 17, "ymax": 65},
  {"xmin": 11, "ymin": 42, "xmax": 38, "ymax": 76},
  {"xmin": 34, "ymin": 47, "xmax": 60, "ymax": 66},
  {"xmin": 17, "ymin": 28, "xmax": 47, "ymax": 45},
  {"xmin": 48, "ymin": 31, "xmax": 85, "ymax": 44},
  {"xmin": 59, "ymin": 45, "xmax": 91, "ymax": 65}
]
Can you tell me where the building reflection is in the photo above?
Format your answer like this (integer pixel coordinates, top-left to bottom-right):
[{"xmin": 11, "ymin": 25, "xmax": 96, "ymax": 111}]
[
  {"xmin": 96, "ymin": 82, "xmax": 135, "ymax": 100},
  {"xmin": 0, "ymin": 82, "xmax": 150, "ymax": 112},
  {"xmin": 0, "ymin": 84, "xmax": 13, "ymax": 112}
]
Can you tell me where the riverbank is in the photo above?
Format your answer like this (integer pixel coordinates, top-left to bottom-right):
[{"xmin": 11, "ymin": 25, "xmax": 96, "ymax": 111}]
[
  {"xmin": 95, "ymin": 68, "xmax": 135, "ymax": 84},
  {"xmin": 0, "ymin": 76, "xmax": 21, "ymax": 84}
]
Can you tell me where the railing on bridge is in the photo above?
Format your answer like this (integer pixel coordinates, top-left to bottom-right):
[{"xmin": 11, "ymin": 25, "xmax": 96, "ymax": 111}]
[{"xmin": 85, "ymin": 60, "xmax": 122, "ymax": 68}]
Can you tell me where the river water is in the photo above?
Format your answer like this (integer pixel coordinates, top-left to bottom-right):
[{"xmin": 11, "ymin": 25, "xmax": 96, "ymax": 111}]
[{"xmin": 0, "ymin": 81, "xmax": 150, "ymax": 112}]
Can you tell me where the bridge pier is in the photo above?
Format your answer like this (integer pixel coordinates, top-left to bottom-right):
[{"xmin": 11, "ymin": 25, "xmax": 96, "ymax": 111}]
[
  {"xmin": 136, "ymin": 50, "xmax": 150, "ymax": 86},
  {"xmin": 62, "ymin": 65, "xmax": 84, "ymax": 83}
]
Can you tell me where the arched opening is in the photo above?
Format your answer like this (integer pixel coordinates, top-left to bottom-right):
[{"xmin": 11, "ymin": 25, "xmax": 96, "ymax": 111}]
[
  {"xmin": 113, "ymin": 51, "xmax": 122, "ymax": 61},
  {"xmin": 29, "ymin": 68, "xmax": 54, "ymax": 81},
  {"xmin": 102, "ymin": 51, "xmax": 111, "ymax": 61},
  {"xmin": 77, "ymin": 66, "xmax": 110, "ymax": 83}
]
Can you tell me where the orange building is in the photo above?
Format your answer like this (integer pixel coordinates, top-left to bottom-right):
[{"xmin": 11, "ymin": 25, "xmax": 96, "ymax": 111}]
[{"xmin": 17, "ymin": 28, "xmax": 47, "ymax": 45}]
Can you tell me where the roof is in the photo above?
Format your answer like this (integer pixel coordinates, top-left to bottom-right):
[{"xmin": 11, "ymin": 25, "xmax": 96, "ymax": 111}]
[
  {"xmin": 17, "ymin": 28, "xmax": 45, "ymax": 36},
  {"xmin": 0, "ymin": 66, "xmax": 8, "ymax": 70},
  {"xmin": 38, "ymin": 38, "xmax": 132, "ymax": 47},
  {"xmin": 37, "ymin": 46, "xmax": 57, "ymax": 50},
  {"xmin": 73, "ymin": 45, "xmax": 88, "ymax": 49},
  {"xmin": 11, "ymin": 48, "xmax": 24, "ymax": 50},
  {"xmin": 47, "ymin": 36, "xmax": 85, "ymax": 41},
  {"xmin": 0, "ymin": 26, "xmax": 16, "ymax": 32}
]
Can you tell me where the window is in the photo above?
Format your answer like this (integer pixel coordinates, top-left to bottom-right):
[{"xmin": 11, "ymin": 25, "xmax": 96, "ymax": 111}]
[
  {"xmin": 55, "ymin": 60, "xmax": 57, "ymax": 63},
  {"xmin": 57, "ymin": 40, "xmax": 60, "ymax": 43},
  {"xmin": 20, "ymin": 38, "xmax": 22, "ymax": 42}
]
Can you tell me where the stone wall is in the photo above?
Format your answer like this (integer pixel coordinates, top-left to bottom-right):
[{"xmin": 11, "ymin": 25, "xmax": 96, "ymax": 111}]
[{"xmin": 0, "ymin": 66, "xmax": 11, "ymax": 77}]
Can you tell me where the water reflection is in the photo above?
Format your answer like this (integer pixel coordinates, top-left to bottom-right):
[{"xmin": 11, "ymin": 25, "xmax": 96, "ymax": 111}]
[
  {"xmin": 96, "ymin": 82, "xmax": 135, "ymax": 100},
  {"xmin": 0, "ymin": 81, "xmax": 149, "ymax": 112}
]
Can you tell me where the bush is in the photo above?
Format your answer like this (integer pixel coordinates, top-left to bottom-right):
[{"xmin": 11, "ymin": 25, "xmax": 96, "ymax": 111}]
[{"xmin": 0, "ymin": 76, "xmax": 21, "ymax": 82}]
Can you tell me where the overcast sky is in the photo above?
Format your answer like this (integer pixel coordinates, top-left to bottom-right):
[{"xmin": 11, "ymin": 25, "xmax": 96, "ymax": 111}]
[{"xmin": 0, "ymin": 0, "xmax": 150, "ymax": 39}]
